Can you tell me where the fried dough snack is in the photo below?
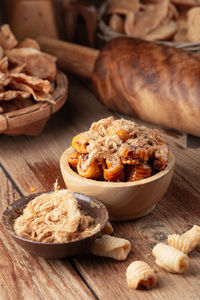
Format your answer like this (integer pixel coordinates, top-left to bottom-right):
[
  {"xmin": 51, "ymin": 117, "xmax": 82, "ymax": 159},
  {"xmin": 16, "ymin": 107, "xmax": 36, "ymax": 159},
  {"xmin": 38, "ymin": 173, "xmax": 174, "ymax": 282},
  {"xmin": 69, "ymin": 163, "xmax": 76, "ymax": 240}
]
[
  {"xmin": 0, "ymin": 24, "xmax": 57, "ymax": 109},
  {"xmin": 68, "ymin": 117, "xmax": 170, "ymax": 182}
]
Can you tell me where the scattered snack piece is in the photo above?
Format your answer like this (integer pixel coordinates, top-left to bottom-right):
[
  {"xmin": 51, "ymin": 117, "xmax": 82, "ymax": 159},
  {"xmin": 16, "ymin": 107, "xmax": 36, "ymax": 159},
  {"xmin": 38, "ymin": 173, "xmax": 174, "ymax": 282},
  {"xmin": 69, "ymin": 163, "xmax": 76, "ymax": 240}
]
[
  {"xmin": 168, "ymin": 234, "xmax": 197, "ymax": 254},
  {"xmin": 187, "ymin": 7, "xmax": 200, "ymax": 42},
  {"xmin": 90, "ymin": 234, "xmax": 131, "ymax": 261},
  {"xmin": 100, "ymin": 221, "xmax": 113, "ymax": 235},
  {"xmin": 126, "ymin": 261, "xmax": 157, "ymax": 289},
  {"xmin": 182, "ymin": 225, "xmax": 200, "ymax": 242},
  {"xmin": 0, "ymin": 24, "xmax": 18, "ymax": 50},
  {"xmin": 14, "ymin": 189, "xmax": 100, "ymax": 243},
  {"xmin": 29, "ymin": 186, "xmax": 36, "ymax": 192},
  {"xmin": 69, "ymin": 117, "xmax": 170, "ymax": 182},
  {"xmin": 152, "ymin": 243, "xmax": 189, "ymax": 273}
]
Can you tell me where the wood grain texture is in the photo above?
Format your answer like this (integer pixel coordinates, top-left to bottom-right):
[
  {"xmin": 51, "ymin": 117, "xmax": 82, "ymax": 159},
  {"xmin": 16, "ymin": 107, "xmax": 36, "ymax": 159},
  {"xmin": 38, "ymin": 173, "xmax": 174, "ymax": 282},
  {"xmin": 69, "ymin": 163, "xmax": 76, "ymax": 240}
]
[
  {"xmin": 0, "ymin": 74, "xmax": 200, "ymax": 299},
  {"xmin": 0, "ymin": 167, "xmax": 95, "ymax": 300}
]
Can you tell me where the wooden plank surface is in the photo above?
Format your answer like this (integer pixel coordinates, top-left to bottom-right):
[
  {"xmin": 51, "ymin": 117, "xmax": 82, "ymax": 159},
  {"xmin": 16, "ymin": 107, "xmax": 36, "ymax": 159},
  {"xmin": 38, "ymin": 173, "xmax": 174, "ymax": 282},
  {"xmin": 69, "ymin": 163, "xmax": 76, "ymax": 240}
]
[{"xmin": 0, "ymin": 75, "xmax": 200, "ymax": 300}]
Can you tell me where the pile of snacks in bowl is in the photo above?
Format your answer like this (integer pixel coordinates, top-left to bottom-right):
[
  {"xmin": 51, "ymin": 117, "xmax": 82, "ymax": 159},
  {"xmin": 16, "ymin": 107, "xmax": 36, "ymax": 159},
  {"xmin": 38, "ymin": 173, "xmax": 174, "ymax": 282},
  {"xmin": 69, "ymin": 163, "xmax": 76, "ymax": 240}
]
[
  {"xmin": 68, "ymin": 117, "xmax": 170, "ymax": 182},
  {"xmin": 60, "ymin": 117, "xmax": 174, "ymax": 221}
]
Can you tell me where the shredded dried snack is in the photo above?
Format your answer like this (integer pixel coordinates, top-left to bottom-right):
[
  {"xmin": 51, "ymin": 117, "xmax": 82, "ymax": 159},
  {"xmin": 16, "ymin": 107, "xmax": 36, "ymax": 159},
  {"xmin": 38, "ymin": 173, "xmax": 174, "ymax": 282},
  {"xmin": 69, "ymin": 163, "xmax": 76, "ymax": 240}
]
[
  {"xmin": 14, "ymin": 190, "xmax": 100, "ymax": 243},
  {"xmin": 68, "ymin": 117, "xmax": 170, "ymax": 182}
]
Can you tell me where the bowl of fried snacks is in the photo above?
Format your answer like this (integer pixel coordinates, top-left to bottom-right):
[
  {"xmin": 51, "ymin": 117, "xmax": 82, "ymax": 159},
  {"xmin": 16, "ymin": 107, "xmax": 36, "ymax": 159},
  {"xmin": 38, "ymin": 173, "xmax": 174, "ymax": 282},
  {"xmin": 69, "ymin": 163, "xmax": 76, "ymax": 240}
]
[
  {"xmin": 0, "ymin": 24, "xmax": 68, "ymax": 136},
  {"xmin": 60, "ymin": 117, "xmax": 175, "ymax": 221},
  {"xmin": 99, "ymin": 0, "xmax": 200, "ymax": 44},
  {"xmin": 2, "ymin": 190, "xmax": 108, "ymax": 258}
]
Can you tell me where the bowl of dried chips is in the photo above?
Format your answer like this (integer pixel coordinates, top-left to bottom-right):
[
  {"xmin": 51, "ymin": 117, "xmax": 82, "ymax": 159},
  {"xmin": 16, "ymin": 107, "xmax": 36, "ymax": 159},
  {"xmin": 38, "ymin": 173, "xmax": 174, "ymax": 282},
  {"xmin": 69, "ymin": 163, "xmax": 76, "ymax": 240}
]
[
  {"xmin": 98, "ymin": 0, "xmax": 200, "ymax": 45},
  {"xmin": 0, "ymin": 24, "xmax": 68, "ymax": 136}
]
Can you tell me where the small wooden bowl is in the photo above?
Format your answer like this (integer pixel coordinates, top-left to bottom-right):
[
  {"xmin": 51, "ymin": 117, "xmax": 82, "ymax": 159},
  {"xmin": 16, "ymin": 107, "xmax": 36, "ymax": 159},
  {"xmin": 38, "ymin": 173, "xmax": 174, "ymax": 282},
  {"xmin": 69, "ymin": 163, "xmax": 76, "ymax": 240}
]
[
  {"xmin": 60, "ymin": 147, "xmax": 175, "ymax": 221},
  {"xmin": 0, "ymin": 71, "xmax": 68, "ymax": 136},
  {"xmin": 2, "ymin": 192, "xmax": 108, "ymax": 259}
]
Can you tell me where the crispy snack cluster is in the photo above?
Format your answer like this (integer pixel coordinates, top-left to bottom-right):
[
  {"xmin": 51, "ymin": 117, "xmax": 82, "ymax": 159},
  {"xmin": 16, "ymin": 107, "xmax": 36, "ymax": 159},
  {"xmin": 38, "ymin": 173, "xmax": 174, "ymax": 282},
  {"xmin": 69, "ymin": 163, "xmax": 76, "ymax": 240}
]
[
  {"xmin": 0, "ymin": 24, "xmax": 57, "ymax": 113},
  {"xmin": 68, "ymin": 117, "xmax": 170, "ymax": 182},
  {"xmin": 106, "ymin": 0, "xmax": 200, "ymax": 42}
]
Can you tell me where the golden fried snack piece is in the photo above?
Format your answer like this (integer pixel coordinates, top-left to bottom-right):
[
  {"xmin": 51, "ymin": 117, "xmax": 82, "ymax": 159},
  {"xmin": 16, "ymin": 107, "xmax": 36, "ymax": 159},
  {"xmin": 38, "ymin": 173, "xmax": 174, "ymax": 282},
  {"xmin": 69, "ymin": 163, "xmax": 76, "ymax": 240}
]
[
  {"xmin": 187, "ymin": 7, "xmax": 200, "ymax": 42},
  {"xmin": 0, "ymin": 24, "xmax": 18, "ymax": 49},
  {"xmin": 17, "ymin": 38, "xmax": 40, "ymax": 51},
  {"xmin": 103, "ymin": 156, "xmax": 124, "ymax": 182},
  {"xmin": 107, "ymin": 0, "xmax": 140, "ymax": 15},
  {"xmin": 72, "ymin": 133, "xmax": 89, "ymax": 154},
  {"xmin": 119, "ymin": 144, "xmax": 150, "ymax": 162},
  {"xmin": 9, "ymin": 80, "xmax": 55, "ymax": 104},
  {"xmin": 5, "ymin": 47, "xmax": 57, "ymax": 81},
  {"xmin": 68, "ymin": 150, "xmax": 82, "ymax": 170},
  {"xmin": 127, "ymin": 163, "xmax": 152, "ymax": 181},
  {"xmin": 10, "ymin": 73, "xmax": 51, "ymax": 93},
  {"xmin": 0, "ymin": 57, "xmax": 10, "ymax": 86},
  {"xmin": 109, "ymin": 14, "xmax": 124, "ymax": 34},
  {"xmin": 153, "ymin": 143, "xmax": 169, "ymax": 171},
  {"xmin": 77, "ymin": 156, "xmax": 102, "ymax": 179},
  {"xmin": 0, "ymin": 90, "xmax": 30, "ymax": 101},
  {"xmin": 0, "ymin": 106, "xmax": 3, "ymax": 113}
]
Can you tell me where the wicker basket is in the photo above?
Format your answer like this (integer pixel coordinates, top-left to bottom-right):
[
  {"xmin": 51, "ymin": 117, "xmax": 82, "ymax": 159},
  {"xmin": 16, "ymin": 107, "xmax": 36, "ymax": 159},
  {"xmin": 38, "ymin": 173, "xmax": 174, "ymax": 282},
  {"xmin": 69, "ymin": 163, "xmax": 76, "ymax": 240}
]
[
  {"xmin": 98, "ymin": 0, "xmax": 200, "ymax": 53},
  {"xmin": 0, "ymin": 71, "xmax": 68, "ymax": 136}
]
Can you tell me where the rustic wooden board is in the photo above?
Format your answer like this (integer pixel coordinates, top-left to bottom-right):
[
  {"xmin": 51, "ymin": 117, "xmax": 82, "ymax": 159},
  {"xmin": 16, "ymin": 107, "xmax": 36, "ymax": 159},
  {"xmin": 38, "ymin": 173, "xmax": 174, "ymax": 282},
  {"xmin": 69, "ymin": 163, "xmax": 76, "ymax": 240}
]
[{"xmin": 0, "ymin": 75, "xmax": 200, "ymax": 299}]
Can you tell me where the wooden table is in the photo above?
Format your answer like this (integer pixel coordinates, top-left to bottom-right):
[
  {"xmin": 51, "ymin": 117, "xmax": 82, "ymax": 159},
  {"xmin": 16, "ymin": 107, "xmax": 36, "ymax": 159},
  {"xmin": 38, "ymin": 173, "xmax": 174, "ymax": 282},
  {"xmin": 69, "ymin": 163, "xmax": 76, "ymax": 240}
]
[{"xmin": 0, "ymin": 75, "xmax": 200, "ymax": 300}]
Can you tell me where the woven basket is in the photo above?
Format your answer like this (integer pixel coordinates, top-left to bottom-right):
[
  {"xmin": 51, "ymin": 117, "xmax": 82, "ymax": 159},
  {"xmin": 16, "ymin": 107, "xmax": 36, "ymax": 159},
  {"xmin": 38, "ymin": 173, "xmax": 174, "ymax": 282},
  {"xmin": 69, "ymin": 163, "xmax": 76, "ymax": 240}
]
[
  {"xmin": 0, "ymin": 71, "xmax": 68, "ymax": 136},
  {"xmin": 98, "ymin": 0, "xmax": 200, "ymax": 53}
]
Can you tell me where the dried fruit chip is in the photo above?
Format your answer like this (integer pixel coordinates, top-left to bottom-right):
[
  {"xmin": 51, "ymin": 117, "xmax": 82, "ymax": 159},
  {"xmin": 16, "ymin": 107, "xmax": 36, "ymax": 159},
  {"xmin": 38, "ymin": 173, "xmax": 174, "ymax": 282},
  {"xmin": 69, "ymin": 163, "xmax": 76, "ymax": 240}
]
[
  {"xmin": 0, "ymin": 57, "xmax": 8, "ymax": 73},
  {"xmin": 0, "ymin": 24, "xmax": 18, "ymax": 49},
  {"xmin": 107, "ymin": 0, "xmax": 140, "ymax": 14},
  {"xmin": 10, "ymin": 72, "xmax": 51, "ymax": 93},
  {"xmin": 173, "ymin": 28, "xmax": 188, "ymax": 42},
  {"xmin": 109, "ymin": 14, "xmax": 125, "ymax": 33},
  {"xmin": 187, "ymin": 7, "xmax": 200, "ymax": 42},
  {"xmin": 0, "ymin": 46, "xmax": 3, "ymax": 60},
  {"xmin": 124, "ymin": 11, "xmax": 135, "ymax": 36},
  {"xmin": 10, "ymin": 80, "xmax": 55, "ymax": 104},
  {"xmin": 10, "ymin": 63, "xmax": 26, "ymax": 74},
  {"xmin": 131, "ymin": 0, "xmax": 170, "ymax": 38},
  {"xmin": 0, "ymin": 90, "xmax": 30, "ymax": 101},
  {"xmin": 17, "ymin": 38, "xmax": 40, "ymax": 51},
  {"xmin": 171, "ymin": 0, "xmax": 200, "ymax": 7},
  {"xmin": 144, "ymin": 20, "xmax": 178, "ymax": 41},
  {"xmin": 5, "ymin": 48, "xmax": 57, "ymax": 81}
]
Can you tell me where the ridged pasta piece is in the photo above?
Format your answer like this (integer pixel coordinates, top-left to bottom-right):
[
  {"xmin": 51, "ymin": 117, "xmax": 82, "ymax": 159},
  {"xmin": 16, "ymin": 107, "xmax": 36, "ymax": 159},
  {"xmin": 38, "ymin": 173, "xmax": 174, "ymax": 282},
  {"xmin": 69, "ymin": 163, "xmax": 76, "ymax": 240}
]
[
  {"xmin": 72, "ymin": 133, "xmax": 89, "ymax": 154},
  {"xmin": 168, "ymin": 234, "xmax": 197, "ymax": 254},
  {"xmin": 103, "ymin": 156, "xmax": 124, "ymax": 182},
  {"xmin": 152, "ymin": 243, "xmax": 189, "ymax": 273},
  {"xmin": 182, "ymin": 225, "xmax": 200, "ymax": 243},
  {"xmin": 77, "ymin": 156, "xmax": 102, "ymax": 179},
  {"xmin": 68, "ymin": 150, "xmax": 81, "ymax": 170},
  {"xmin": 90, "ymin": 235, "xmax": 131, "ymax": 261},
  {"xmin": 100, "ymin": 222, "xmax": 113, "ymax": 236},
  {"xmin": 127, "ymin": 163, "xmax": 152, "ymax": 181},
  {"xmin": 126, "ymin": 261, "xmax": 157, "ymax": 290},
  {"xmin": 153, "ymin": 143, "xmax": 169, "ymax": 171}
]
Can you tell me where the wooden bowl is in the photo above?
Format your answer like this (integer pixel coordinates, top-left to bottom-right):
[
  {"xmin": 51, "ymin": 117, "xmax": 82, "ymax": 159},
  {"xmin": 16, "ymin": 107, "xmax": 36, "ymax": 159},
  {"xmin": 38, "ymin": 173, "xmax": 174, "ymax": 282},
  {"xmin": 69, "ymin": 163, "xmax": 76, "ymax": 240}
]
[
  {"xmin": 60, "ymin": 147, "xmax": 175, "ymax": 221},
  {"xmin": 0, "ymin": 71, "xmax": 68, "ymax": 136},
  {"xmin": 2, "ymin": 192, "xmax": 108, "ymax": 258}
]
